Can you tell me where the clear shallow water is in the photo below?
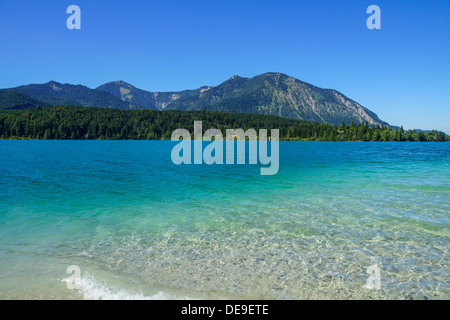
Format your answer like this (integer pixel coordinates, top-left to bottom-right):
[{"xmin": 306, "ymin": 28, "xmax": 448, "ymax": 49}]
[{"xmin": 0, "ymin": 141, "xmax": 448, "ymax": 300}]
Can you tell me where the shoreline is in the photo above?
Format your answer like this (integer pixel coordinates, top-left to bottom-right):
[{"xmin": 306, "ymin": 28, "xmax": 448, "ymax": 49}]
[{"xmin": 0, "ymin": 138, "xmax": 448, "ymax": 142}]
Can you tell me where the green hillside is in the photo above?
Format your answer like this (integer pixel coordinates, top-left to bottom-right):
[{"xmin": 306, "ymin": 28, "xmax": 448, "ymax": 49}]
[
  {"xmin": 5, "ymin": 81, "xmax": 141, "ymax": 110},
  {"xmin": 0, "ymin": 91, "xmax": 49, "ymax": 110}
]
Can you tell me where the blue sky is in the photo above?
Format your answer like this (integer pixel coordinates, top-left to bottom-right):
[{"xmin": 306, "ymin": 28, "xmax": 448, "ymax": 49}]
[{"xmin": 1, "ymin": 0, "xmax": 449, "ymax": 133}]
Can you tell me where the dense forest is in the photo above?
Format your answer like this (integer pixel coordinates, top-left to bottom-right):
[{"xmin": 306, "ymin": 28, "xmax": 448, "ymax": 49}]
[
  {"xmin": 0, "ymin": 90, "xmax": 49, "ymax": 110},
  {"xmin": 0, "ymin": 106, "xmax": 448, "ymax": 142}
]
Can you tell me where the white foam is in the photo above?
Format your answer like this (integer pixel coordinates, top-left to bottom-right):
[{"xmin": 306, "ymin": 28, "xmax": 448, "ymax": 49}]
[{"xmin": 63, "ymin": 274, "xmax": 194, "ymax": 300}]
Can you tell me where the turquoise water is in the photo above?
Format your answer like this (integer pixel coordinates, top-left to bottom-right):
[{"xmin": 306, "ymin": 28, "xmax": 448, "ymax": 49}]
[{"xmin": 0, "ymin": 141, "xmax": 449, "ymax": 299}]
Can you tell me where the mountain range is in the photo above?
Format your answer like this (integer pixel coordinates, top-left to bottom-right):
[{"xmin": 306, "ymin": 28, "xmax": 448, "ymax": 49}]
[{"xmin": 0, "ymin": 73, "xmax": 389, "ymax": 127}]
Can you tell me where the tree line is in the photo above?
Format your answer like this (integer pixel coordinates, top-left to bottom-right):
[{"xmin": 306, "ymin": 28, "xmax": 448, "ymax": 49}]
[{"xmin": 0, "ymin": 106, "xmax": 447, "ymax": 142}]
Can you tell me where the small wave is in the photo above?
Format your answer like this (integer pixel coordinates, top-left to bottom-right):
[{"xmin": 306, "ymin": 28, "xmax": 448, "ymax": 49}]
[{"xmin": 63, "ymin": 274, "xmax": 195, "ymax": 300}]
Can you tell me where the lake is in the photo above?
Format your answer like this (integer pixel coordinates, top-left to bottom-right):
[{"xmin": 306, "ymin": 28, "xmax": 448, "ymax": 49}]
[{"xmin": 0, "ymin": 141, "xmax": 448, "ymax": 299}]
